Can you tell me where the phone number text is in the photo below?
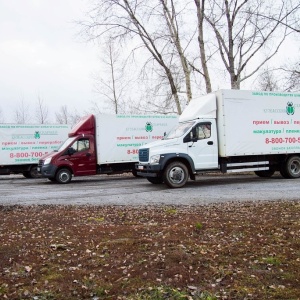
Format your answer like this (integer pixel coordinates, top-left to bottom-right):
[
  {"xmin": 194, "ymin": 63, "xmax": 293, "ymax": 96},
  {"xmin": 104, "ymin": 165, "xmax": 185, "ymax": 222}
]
[
  {"xmin": 10, "ymin": 151, "xmax": 48, "ymax": 158},
  {"xmin": 265, "ymin": 137, "xmax": 300, "ymax": 144}
]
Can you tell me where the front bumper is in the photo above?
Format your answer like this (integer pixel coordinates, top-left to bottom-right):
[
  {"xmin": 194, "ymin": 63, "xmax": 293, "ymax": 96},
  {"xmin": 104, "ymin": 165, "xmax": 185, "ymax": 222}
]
[
  {"xmin": 38, "ymin": 164, "xmax": 57, "ymax": 178},
  {"xmin": 135, "ymin": 163, "xmax": 162, "ymax": 178}
]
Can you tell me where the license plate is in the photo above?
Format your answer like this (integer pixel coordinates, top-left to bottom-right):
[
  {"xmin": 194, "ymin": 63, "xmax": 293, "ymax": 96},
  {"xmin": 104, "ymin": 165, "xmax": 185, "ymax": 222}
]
[
  {"xmin": 37, "ymin": 167, "xmax": 41, "ymax": 172},
  {"xmin": 138, "ymin": 165, "xmax": 144, "ymax": 170}
]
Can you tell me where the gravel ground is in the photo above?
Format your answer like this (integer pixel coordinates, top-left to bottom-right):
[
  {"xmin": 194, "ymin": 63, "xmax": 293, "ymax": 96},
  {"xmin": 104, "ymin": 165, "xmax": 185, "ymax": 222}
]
[{"xmin": 0, "ymin": 172, "xmax": 299, "ymax": 206}]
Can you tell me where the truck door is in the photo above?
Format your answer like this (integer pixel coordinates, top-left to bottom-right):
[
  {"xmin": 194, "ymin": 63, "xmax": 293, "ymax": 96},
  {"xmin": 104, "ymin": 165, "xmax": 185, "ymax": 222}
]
[
  {"xmin": 66, "ymin": 136, "xmax": 97, "ymax": 176},
  {"xmin": 185, "ymin": 121, "xmax": 218, "ymax": 170}
]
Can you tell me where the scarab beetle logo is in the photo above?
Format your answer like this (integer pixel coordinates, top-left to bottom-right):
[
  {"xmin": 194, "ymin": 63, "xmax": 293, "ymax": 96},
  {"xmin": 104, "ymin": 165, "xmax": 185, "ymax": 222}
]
[
  {"xmin": 145, "ymin": 122, "xmax": 153, "ymax": 132},
  {"xmin": 286, "ymin": 102, "xmax": 295, "ymax": 115},
  {"xmin": 34, "ymin": 131, "xmax": 41, "ymax": 139}
]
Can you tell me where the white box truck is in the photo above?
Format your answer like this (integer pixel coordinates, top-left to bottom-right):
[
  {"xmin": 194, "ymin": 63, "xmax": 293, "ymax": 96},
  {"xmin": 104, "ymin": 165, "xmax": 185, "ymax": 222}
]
[
  {"xmin": 0, "ymin": 124, "xmax": 70, "ymax": 178},
  {"xmin": 38, "ymin": 114, "xmax": 178, "ymax": 183},
  {"xmin": 136, "ymin": 89, "xmax": 300, "ymax": 188}
]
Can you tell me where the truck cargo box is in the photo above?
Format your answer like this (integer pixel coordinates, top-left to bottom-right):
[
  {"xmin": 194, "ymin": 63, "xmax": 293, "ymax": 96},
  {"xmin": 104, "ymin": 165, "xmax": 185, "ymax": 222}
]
[
  {"xmin": 95, "ymin": 114, "xmax": 178, "ymax": 164},
  {"xmin": 0, "ymin": 124, "xmax": 70, "ymax": 166},
  {"xmin": 215, "ymin": 90, "xmax": 300, "ymax": 157}
]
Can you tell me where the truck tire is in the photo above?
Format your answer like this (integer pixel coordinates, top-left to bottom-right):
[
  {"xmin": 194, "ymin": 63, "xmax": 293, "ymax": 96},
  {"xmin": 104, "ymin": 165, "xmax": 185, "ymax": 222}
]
[
  {"xmin": 163, "ymin": 161, "xmax": 188, "ymax": 188},
  {"xmin": 56, "ymin": 168, "xmax": 72, "ymax": 184},
  {"xmin": 280, "ymin": 156, "xmax": 300, "ymax": 179},
  {"xmin": 22, "ymin": 172, "xmax": 31, "ymax": 178},
  {"xmin": 147, "ymin": 177, "xmax": 163, "ymax": 184},
  {"xmin": 23, "ymin": 166, "xmax": 40, "ymax": 178},
  {"xmin": 254, "ymin": 170, "xmax": 275, "ymax": 178},
  {"xmin": 29, "ymin": 166, "xmax": 39, "ymax": 178}
]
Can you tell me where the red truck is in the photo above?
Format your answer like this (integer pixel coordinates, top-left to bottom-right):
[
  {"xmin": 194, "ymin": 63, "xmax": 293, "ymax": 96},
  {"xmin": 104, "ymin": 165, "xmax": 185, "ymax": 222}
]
[{"xmin": 38, "ymin": 114, "xmax": 178, "ymax": 183}]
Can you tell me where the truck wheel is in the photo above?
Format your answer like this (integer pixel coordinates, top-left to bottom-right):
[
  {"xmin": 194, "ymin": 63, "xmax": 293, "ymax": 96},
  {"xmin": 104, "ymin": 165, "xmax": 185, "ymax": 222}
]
[
  {"xmin": 23, "ymin": 166, "xmax": 40, "ymax": 178},
  {"xmin": 254, "ymin": 170, "xmax": 275, "ymax": 178},
  {"xmin": 29, "ymin": 166, "xmax": 39, "ymax": 178},
  {"xmin": 147, "ymin": 177, "xmax": 163, "ymax": 184},
  {"xmin": 22, "ymin": 172, "xmax": 31, "ymax": 178},
  {"xmin": 56, "ymin": 168, "xmax": 72, "ymax": 184},
  {"xmin": 280, "ymin": 156, "xmax": 300, "ymax": 179},
  {"xmin": 163, "ymin": 162, "xmax": 188, "ymax": 188}
]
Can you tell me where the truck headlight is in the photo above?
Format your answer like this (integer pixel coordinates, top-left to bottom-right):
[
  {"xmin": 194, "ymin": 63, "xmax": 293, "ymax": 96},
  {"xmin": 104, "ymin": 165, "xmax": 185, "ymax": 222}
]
[
  {"xmin": 44, "ymin": 157, "xmax": 52, "ymax": 165},
  {"xmin": 150, "ymin": 154, "xmax": 160, "ymax": 164}
]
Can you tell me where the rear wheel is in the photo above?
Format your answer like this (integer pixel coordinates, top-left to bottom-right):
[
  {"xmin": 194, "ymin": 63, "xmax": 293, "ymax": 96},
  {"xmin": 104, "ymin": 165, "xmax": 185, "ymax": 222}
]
[
  {"xmin": 22, "ymin": 172, "xmax": 31, "ymax": 178},
  {"xmin": 163, "ymin": 161, "xmax": 188, "ymax": 188},
  {"xmin": 56, "ymin": 168, "xmax": 72, "ymax": 184},
  {"xmin": 280, "ymin": 156, "xmax": 300, "ymax": 178},
  {"xmin": 147, "ymin": 177, "xmax": 163, "ymax": 184},
  {"xmin": 254, "ymin": 170, "xmax": 275, "ymax": 178},
  {"xmin": 22, "ymin": 166, "xmax": 40, "ymax": 178},
  {"xmin": 29, "ymin": 166, "xmax": 39, "ymax": 178}
]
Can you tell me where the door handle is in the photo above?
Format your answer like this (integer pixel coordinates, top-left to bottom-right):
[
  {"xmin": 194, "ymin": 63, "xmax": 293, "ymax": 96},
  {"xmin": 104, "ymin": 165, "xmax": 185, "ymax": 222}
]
[
  {"xmin": 207, "ymin": 141, "xmax": 213, "ymax": 145},
  {"xmin": 86, "ymin": 153, "xmax": 91, "ymax": 157}
]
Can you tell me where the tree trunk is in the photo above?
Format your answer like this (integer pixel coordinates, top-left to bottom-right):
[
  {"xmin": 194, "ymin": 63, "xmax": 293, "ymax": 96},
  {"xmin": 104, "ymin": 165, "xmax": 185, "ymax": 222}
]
[{"xmin": 194, "ymin": 0, "xmax": 212, "ymax": 93}]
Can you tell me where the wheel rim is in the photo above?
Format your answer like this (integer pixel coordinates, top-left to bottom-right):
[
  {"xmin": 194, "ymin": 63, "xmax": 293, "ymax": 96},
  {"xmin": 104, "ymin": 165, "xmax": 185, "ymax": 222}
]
[
  {"xmin": 290, "ymin": 159, "xmax": 300, "ymax": 176},
  {"xmin": 169, "ymin": 167, "xmax": 185, "ymax": 184},
  {"xmin": 59, "ymin": 171, "xmax": 70, "ymax": 183},
  {"xmin": 30, "ymin": 167, "xmax": 38, "ymax": 178}
]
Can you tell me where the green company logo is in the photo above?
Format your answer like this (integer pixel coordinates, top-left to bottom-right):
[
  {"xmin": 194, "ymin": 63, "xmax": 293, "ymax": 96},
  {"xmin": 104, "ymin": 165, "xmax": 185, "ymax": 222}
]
[
  {"xmin": 286, "ymin": 102, "xmax": 295, "ymax": 115},
  {"xmin": 145, "ymin": 122, "xmax": 153, "ymax": 132},
  {"xmin": 34, "ymin": 131, "xmax": 41, "ymax": 139}
]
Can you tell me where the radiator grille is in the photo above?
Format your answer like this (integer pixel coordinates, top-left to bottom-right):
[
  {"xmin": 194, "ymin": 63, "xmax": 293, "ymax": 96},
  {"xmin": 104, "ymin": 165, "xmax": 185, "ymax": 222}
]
[{"xmin": 138, "ymin": 148, "xmax": 149, "ymax": 162}]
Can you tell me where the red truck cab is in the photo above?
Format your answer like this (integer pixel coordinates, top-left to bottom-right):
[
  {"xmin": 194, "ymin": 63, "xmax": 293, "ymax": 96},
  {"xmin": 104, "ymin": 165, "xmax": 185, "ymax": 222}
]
[{"xmin": 38, "ymin": 115, "xmax": 97, "ymax": 183}]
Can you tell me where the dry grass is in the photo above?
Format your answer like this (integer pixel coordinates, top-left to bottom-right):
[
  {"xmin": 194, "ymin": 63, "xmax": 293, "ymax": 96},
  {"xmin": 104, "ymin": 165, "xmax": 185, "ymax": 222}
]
[{"xmin": 0, "ymin": 201, "xmax": 299, "ymax": 299}]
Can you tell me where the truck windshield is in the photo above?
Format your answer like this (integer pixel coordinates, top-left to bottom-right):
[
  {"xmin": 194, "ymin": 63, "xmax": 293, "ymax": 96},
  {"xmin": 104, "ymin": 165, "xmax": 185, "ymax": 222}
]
[
  {"xmin": 164, "ymin": 121, "xmax": 194, "ymax": 139},
  {"xmin": 56, "ymin": 137, "xmax": 76, "ymax": 152}
]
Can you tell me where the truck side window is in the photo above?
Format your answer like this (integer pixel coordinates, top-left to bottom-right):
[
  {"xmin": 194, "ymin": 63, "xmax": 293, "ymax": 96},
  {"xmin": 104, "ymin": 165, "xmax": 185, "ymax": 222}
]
[
  {"xmin": 77, "ymin": 139, "xmax": 90, "ymax": 152},
  {"xmin": 196, "ymin": 123, "xmax": 211, "ymax": 140},
  {"xmin": 71, "ymin": 139, "xmax": 90, "ymax": 152}
]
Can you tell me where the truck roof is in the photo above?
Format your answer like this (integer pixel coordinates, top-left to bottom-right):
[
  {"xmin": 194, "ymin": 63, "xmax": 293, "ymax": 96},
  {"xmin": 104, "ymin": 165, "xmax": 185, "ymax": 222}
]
[{"xmin": 69, "ymin": 114, "xmax": 95, "ymax": 137}]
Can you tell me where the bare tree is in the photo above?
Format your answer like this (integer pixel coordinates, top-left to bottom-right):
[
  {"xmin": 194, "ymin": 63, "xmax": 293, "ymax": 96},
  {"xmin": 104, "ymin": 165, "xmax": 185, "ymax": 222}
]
[
  {"xmin": 255, "ymin": 68, "xmax": 280, "ymax": 91},
  {"xmin": 159, "ymin": 0, "xmax": 193, "ymax": 103},
  {"xmin": 55, "ymin": 105, "xmax": 69, "ymax": 125},
  {"xmin": 35, "ymin": 95, "xmax": 49, "ymax": 124},
  {"xmin": 82, "ymin": 0, "xmax": 188, "ymax": 114},
  {"xmin": 93, "ymin": 38, "xmax": 128, "ymax": 114},
  {"xmin": 55, "ymin": 105, "xmax": 82, "ymax": 127},
  {"xmin": 280, "ymin": 60, "xmax": 300, "ymax": 92},
  {"xmin": 82, "ymin": 0, "xmax": 299, "ymax": 112},
  {"xmin": 203, "ymin": 0, "xmax": 299, "ymax": 89},
  {"xmin": 14, "ymin": 97, "xmax": 31, "ymax": 124},
  {"xmin": 194, "ymin": 0, "xmax": 212, "ymax": 93}
]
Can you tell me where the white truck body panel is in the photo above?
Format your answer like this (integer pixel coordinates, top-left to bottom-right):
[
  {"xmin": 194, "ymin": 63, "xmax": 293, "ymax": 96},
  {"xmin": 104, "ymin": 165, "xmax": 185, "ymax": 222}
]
[
  {"xmin": 214, "ymin": 90, "xmax": 300, "ymax": 157},
  {"xmin": 179, "ymin": 93, "xmax": 216, "ymax": 122},
  {"xmin": 95, "ymin": 115, "xmax": 178, "ymax": 164},
  {"xmin": 0, "ymin": 124, "xmax": 70, "ymax": 166}
]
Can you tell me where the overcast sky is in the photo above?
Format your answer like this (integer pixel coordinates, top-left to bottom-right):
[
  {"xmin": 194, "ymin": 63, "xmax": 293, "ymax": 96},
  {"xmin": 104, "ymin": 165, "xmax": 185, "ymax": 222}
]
[
  {"xmin": 0, "ymin": 0, "xmax": 100, "ymax": 122},
  {"xmin": 0, "ymin": 1, "xmax": 298, "ymax": 123}
]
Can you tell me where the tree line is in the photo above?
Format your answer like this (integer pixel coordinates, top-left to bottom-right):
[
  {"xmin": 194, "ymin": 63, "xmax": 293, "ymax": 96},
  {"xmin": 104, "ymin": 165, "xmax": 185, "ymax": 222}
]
[
  {"xmin": 82, "ymin": 0, "xmax": 299, "ymax": 115},
  {"xmin": 0, "ymin": 98, "xmax": 83, "ymax": 127}
]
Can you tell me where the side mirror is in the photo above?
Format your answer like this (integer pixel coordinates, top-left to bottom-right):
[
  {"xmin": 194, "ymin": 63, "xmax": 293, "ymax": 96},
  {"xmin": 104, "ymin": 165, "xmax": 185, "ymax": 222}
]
[
  {"xmin": 184, "ymin": 131, "xmax": 197, "ymax": 143},
  {"xmin": 67, "ymin": 147, "xmax": 76, "ymax": 155}
]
